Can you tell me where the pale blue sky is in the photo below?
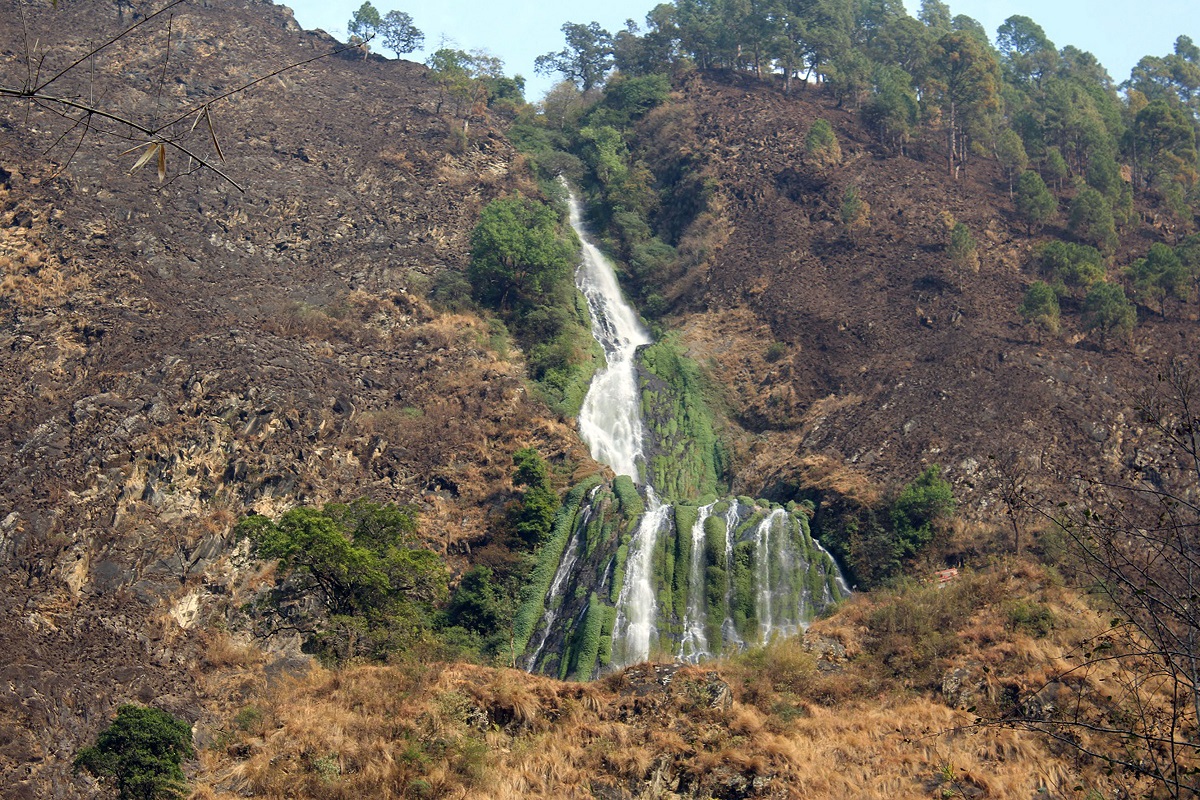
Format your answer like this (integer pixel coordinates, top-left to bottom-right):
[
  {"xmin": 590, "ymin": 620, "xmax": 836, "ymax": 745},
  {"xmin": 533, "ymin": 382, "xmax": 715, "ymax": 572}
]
[{"xmin": 279, "ymin": 0, "xmax": 1196, "ymax": 101}]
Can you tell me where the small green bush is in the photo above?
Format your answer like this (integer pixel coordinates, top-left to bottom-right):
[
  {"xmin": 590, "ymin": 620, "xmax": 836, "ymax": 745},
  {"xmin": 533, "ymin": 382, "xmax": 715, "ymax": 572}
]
[
  {"xmin": 805, "ymin": 118, "xmax": 842, "ymax": 169},
  {"xmin": 1005, "ymin": 599, "xmax": 1055, "ymax": 637}
]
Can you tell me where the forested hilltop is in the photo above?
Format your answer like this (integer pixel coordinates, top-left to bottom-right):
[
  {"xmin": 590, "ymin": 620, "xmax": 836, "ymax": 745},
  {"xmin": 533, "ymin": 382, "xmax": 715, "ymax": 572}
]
[{"xmin": 2, "ymin": 0, "xmax": 1199, "ymax": 797}]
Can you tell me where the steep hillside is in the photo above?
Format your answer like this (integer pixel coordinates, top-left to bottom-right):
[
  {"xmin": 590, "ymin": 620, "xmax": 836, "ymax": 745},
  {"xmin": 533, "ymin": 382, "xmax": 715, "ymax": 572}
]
[
  {"xmin": 0, "ymin": 1, "xmax": 588, "ymax": 794},
  {"xmin": 627, "ymin": 72, "xmax": 1197, "ymax": 512},
  {"xmin": 3, "ymin": 2, "xmax": 1198, "ymax": 798}
]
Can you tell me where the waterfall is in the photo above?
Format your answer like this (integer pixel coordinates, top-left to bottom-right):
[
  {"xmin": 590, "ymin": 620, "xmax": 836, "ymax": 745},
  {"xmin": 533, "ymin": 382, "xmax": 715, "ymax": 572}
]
[
  {"xmin": 524, "ymin": 504, "xmax": 590, "ymax": 669},
  {"xmin": 678, "ymin": 503, "xmax": 714, "ymax": 663},
  {"xmin": 520, "ymin": 184, "xmax": 850, "ymax": 679},
  {"xmin": 610, "ymin": 489, "xmax": 670, "ymax": 665},
  {"xmin": 569, "ymin": 185, "xmax": 652, "ymax": 481},
  {"xmin": 720, "ymin": 501, "xmax": 744, "ymax": 651}
]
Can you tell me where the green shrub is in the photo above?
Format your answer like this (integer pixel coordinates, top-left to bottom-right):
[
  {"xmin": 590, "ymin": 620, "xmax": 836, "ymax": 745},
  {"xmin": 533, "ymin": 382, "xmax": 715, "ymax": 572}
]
[
  {"xmin": 612, "ymin": 475, "xmax": 644, "ymax": 519},
  {"xmin": 638, "ymin": 334, "xmax": 726, "ymax": 501},
  {"xmin": 948, "ymin": 222, "xmax": 979, "ymax": 276},
  {"xmin": 890, "ymin": 465, "xmax": 955, "ymax": 558},
  {"xmin": 1005, "ymin": 599, "xmax": 1056, "ymax": 637},
  {"xmin": 1019, "ymin": 281, "xmax": 1060, "ymax": 334},
  {"xmin": 75, "ymin": 705, "xmax": 194, "ymax": 800},
  {"xmin": 805, "ymin": 118, "xmax": 842, "ymax": 169}
]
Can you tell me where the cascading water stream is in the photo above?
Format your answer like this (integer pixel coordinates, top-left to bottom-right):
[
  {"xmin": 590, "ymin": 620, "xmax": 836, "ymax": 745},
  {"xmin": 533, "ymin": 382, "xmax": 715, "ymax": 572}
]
[
  {"xmin": 524, "ymin": 183, "xmax": 849, "ymax": 677},
  {"xmin": 755, "ymin": 510, "xmax": 782, "ymax": 644},
  {"xmin": 611, "ymin": 489, "xmax": 670, "ymax": 665},
  {"xmin": 720, "ymin": 501, "xmax": 744, "ymax": 650},
  {"xmin": 678, "ymin": 503, "xmax": 715, "ymax": 663},
  {"xmin": 524, "ymin": 504, "xmax": 591, "ymax": 669},
  {"xmin": 568, "ymin": 184, "xmax": 652, "ymax": 481}
]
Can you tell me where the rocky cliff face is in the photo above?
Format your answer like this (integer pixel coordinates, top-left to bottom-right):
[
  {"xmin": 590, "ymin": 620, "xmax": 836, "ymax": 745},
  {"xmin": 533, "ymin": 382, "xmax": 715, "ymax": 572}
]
[{"xmin": 0, "ymin": 1, "xmax": 586, "ymax": 795}]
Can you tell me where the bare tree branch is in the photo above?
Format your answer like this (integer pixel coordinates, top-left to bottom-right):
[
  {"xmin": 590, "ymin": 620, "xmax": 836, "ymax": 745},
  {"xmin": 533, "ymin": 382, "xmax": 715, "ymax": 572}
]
[{"xmin": 1, "ymin": 0, "xmax": 370, "ymax": 191}]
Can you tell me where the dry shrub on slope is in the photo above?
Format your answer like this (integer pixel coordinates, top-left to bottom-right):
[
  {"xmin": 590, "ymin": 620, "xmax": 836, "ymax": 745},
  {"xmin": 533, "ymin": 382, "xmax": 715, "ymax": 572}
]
[{"xmin": 192, "ymin": 562, "xmax": 1166, "ymax": 799}]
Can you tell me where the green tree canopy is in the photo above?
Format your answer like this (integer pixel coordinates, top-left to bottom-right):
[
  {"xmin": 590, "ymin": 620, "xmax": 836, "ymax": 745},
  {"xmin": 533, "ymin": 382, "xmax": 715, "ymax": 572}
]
[
  {"xmin": 890, "ymin": 465, "xmax": 956, "ymax": 558},
  {"xmin": 444, "ymin": 564, "xmax": 507, "ymax": 634},
  {"xmin": 1126, "ymin": 242, "xmax": 1192, "ymax": 316},
  {"xmin": 1038, "ymin": 239, "xmax": 1105, "ymax": 293},
  {"xmin": 1019, "ymin": 280, "xmax": 1060, "ymax": 335},
  {"xmin": 75, "ymin": 705, "xmax": 194, "ymax": 800},
  {"xmin": 468, "ymin": 195, "xmax": 577, "ymax": 312},
  {"xmin": 928, "ymin": 31, "xmax": 1002, "ymax": 177},
  {"xmin": 1069, "ymin": 187, "xmax": 1119, "ymax": 253},
  {"xmin": 1044, "ymin": 147, "xmax": 1070, "ymax": 190},
  {"xmin": 509, "ymin": 447, "xmax": 560, "ymax": 546},
  {"xmin": 347, "ymin": 2, "xmax": 383, "ymax": 43},
  {"xmin": 918, "ymin": 0, "xmax": 951, "ymax": 31},
  {"xmin": 1015, "ymin": 170, "xmax": 1057, "ymax": 232},
  {"xmin": 1083, "ymin": 281, "xmax": 1136, "ymax": 346},
  {"xmin": 513, "ymin": 446, "xmax": 551, "ymax": 489},
  {"xmin": 1177, "ymin": 233, "xmax": 1200, "ymax": 298},
  {"xmin": 996, "ymin": 14, "xmax": 1057, "ymax": 88},
  {"xmin": 380, "ymin": 10, "xmax": 423, "ymax": 56},
  {"xmin": 861, "ymin": 64, "xmax": 919, "ymax": 153},
  {"xmin": 535, "ymin": 21, "xmax": 615, "ymax": 92},
  {"xmin": 238, "ymin": 500, "xmax": 447, "ymax": 660},
  {"xmin": 1127, "ymin": 35, "xmax": 1200, "ymax": 118},
  {"xmin": 996, "ymin": 128, "xmax": 1029, "ymax": 194}
]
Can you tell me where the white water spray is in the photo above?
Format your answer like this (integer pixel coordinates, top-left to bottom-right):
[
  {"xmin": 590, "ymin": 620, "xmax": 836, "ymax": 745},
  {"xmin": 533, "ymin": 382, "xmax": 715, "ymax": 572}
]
[
  {"xmin": 678, "ymin": 503, "xmax": 715, "ymax": 662},
  {"xmin": 568, "ymin": 185, "xmax": 652, "ymax": 481},
  {"xmin": 611, "ymin": 489, "xmax": 670, "ymax": 664},
  {"xmin": 531, "ymin": 182, "xmax": 849, "ymax": 675}
]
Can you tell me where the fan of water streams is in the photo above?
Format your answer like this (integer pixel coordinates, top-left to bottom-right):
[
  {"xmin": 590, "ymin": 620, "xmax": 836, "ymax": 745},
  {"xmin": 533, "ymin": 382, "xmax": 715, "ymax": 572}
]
[{"xmin": 520, "ymin": 185, "xmax": 848, "ymax": 679}]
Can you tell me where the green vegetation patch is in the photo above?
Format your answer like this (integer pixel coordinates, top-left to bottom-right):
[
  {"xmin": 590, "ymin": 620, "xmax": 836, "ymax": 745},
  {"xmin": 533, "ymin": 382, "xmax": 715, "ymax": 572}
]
[
  {"xmin": 567, "ymin": 593, "xmax": 608, "ymax": 680},
  {"xmin": 637, "ymin": 333, "xmax": 727, "ymax": 502},
  {"xmin": 612, "ymin": 475, "xmax": 644, "ymax": 519},
  {"xmin": 512, "ymin": 475, "xmax": 603, "ymax": 657}
]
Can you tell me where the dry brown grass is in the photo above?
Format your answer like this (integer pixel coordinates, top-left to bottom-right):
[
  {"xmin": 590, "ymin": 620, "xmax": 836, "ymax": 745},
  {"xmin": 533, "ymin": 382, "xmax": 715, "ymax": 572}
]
[{"xmin": 190, "ymin": 558, "xmax": 1189, "ymax": 799}]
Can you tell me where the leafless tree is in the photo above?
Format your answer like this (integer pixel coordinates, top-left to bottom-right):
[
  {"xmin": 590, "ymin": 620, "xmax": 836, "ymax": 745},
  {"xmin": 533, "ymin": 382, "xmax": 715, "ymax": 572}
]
[
  {"xmin": 0, "ymin": 0, "xmax": 362, "ymax": 191},
  {"xmin": 999, "ymin": 358, "xmax": 1200, "ymax": 797}
]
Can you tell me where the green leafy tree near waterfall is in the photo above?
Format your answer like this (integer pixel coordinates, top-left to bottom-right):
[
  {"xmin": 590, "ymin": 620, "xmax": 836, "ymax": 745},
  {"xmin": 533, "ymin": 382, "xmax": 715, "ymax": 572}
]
[
  {"xmin": 890, "ymin": 465, "xmax": 956, "ymax": 557},
  {"xmin": 238, "ymin": 500, "xmax": 448, "ymax": 661},
  {"xmin": 469, "ymin": 195, "xmax": 577, "ymax": 312},
  {"xmin": 510, "ymin": 447, "xmax": 561, "ymax": 546},
  {"xmin": 535, "ymin": 21, "xmax": 615, "ymax": 92}
]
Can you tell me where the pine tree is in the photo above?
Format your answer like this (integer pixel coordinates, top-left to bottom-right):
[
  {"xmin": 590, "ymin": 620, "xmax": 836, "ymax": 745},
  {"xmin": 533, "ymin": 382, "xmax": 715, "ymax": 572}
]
[{"xmin": 1015, "ymin": 170, "xmax": 1057, "ymax": 233}]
